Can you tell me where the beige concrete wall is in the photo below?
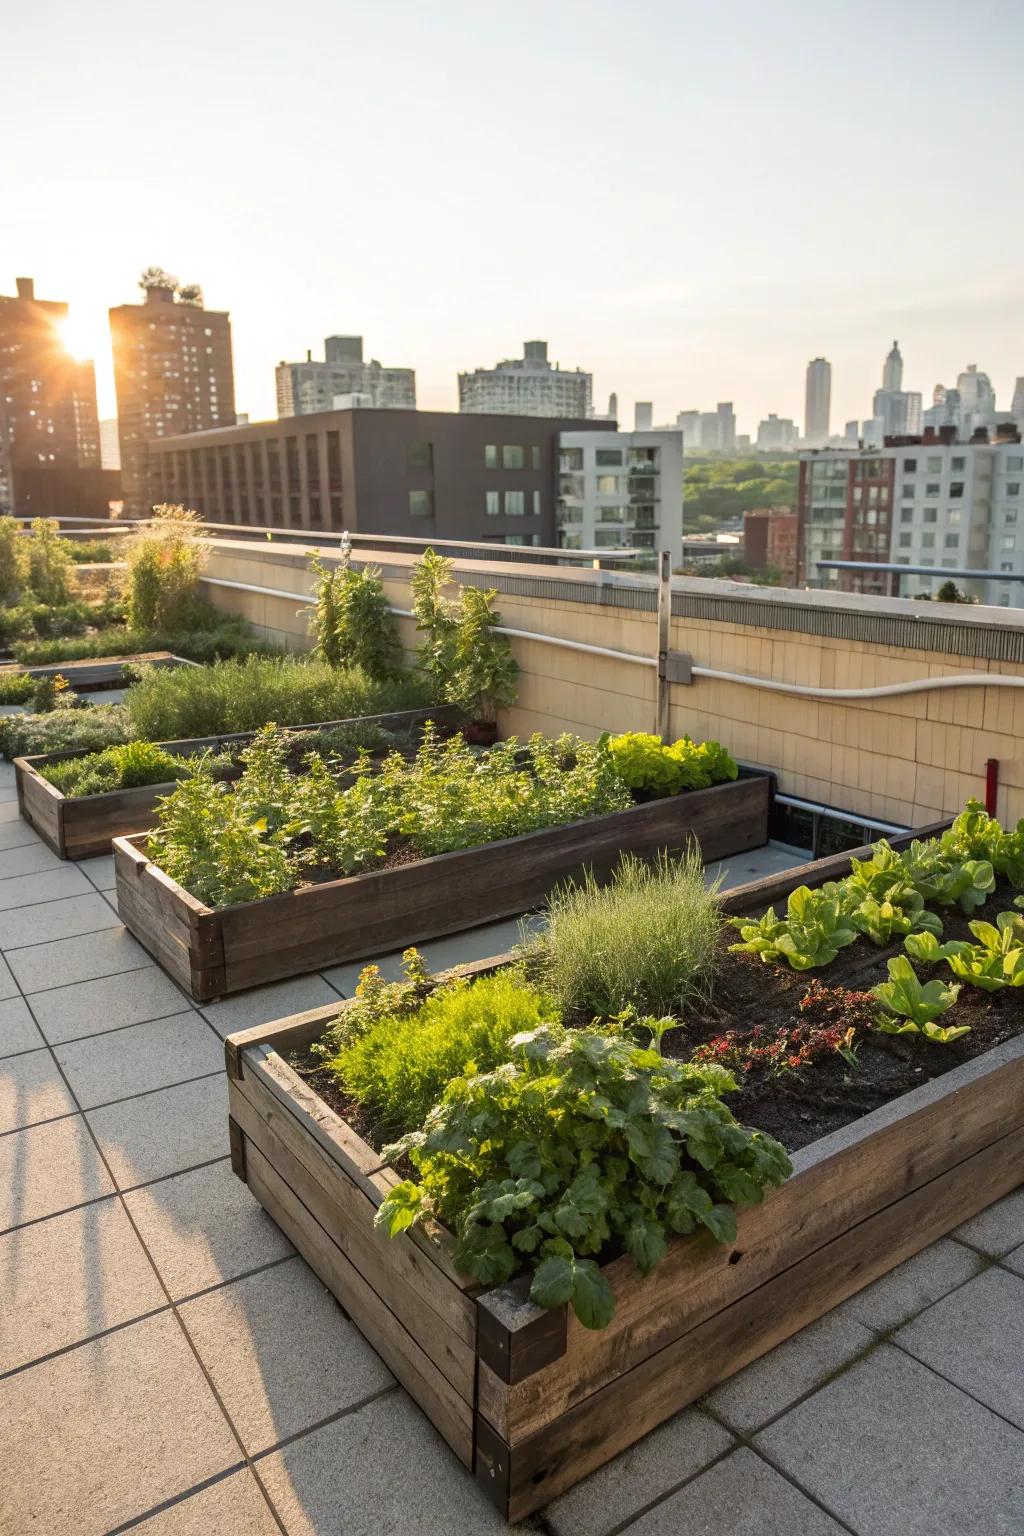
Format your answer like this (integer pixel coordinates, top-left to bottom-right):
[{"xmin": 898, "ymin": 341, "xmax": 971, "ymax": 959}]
[{"xmin": 200, "ymin": 540, "xmax": 1024, "ymax": 829}]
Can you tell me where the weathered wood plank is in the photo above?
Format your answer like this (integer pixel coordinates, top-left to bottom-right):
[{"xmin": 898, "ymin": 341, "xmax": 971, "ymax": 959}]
[
  {"xmin": 229, "ymin": 1079, "xmax": 476, "ymax": 1388},
  {"xmin": 243, "ymin": 1138, "xmax": 474, "ymax": 1467},
  {"xmin": 485, "ymin": 1119, "xmax": 1024, "ymax": 1520}
]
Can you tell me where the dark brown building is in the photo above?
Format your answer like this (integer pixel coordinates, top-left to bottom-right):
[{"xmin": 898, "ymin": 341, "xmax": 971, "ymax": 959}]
[
  {"xmin": 110, "ymin": 273, "xmax": 235, "ymax": 516},
  {"xmin": 0, "ymin": 277, "xmax": 103, "ymax": 517},
  {"xmin": 743, "ymin": 507, "xmax": 800, "ymax": 587},
  {"xmin": 147, "ymin": 408, "xmax": 606, "ymax": 545}
]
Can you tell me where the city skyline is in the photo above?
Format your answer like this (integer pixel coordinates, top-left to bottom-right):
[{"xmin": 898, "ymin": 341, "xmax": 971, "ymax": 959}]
[{"xmin": 3, "ymin": 0, "xmax": 1021, "ymax": 435}]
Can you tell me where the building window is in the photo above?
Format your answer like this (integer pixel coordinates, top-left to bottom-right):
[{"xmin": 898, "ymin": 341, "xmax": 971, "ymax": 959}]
[
  {"xmin": 409, "ymin": 490, "xmax": 434, "ymax": 517},
  {"xmin": 532, "ymin": 490, "xmax": 541, "ymax": 517},
  {"xmin": 1007, "ymin": 456, "xmax": 1024, "ymax": 472},
  {"xmin": 927, "ymin": 456, "xmax": 942, "ymax": 473},
  {"xmin": 901, "ymin": 483, "xmax": 915, "ymax": 498},
  {"xmin": 1002, "ymin": 535, "xmax": 1016, "ymax": 551},
  {"xmin": 596, "ymin": 475, "xmax": 621, "ymax": 494},
  {"xmin": 926, "ymin": 483, "xmax": 941, "ymax": 496},
  {"xmin": 1001, "ymin": 562, "xmax": 1014, "ymax": 571},
  {"xmin": 595, "ymin": 448, "xmax": 623, "ymax": 466},
  {"xmin": 485, "ymin": 444, "xmax": 498, "ymax": 469},
  {"xmin": 898, "ymin": 532, "xmax": 912, "ymax": 548},
  {"xmin": 485, "ymin": 490, "xmax": 500, "ymax": 516},
  {"xmin": 900, "ymin": 507, "xmax": 913, "ymax": 523},
  {"xmin": 950, "ymin": 482, "xmax": 964, "ymax": 497},
  {"xmin": 952, "ymin": 456, "xmax": 965, "ymax": 471},
  {"xmin": 921, "ymin": 531, "xmax": 935, "ymax": 549},
  {"xmin": 1008, "ymin": 483, "xmax": 1021, "ymax": 497},
  {"xmin": 531, "ymin": 446, "xmax": 541, "ymax": 470},
  {"xmin": 923, "ymin": 507, "xmax": 937, "ymax": 523},
  {"xmin": 407, "ymin": 441, "xmax": 433, "ymax": 469},
  {"xmin": 502, "ymin": 445, "xmax": 525, "ymax": 469},
  {"xmin": 560, "ymin": 531, "xmax": 582, "ymax": 550},
  {"xmin": 948, "ymin": 509, "xmax": 961, "ymax": 524},
  {"xmin": 903, "ymin": 459, "xmax": 917, "ymax": 472},
  {"xmin": 944, "ymin": 533, "xmax": 959, "ymax": 549},
  {"xmin": 505, "ymin": 491, "xmax": 525, "ymax": 515}
]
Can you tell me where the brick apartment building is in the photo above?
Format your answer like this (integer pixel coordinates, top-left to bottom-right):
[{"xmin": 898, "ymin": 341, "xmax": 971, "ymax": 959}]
[
  {"xmin": 145, "ymin": 407, "xmax": 606, "ymax": 545},
  {"xmin": 111, "ymin": 273, "xmax": 235, "ymax": 515},
  {"xmin": 0, "ymin": 277, "xmax": 114, "ymax": 518},
  {"xmin": 742, "ymin": 507, "xmax": 800, "ymax": 587}
]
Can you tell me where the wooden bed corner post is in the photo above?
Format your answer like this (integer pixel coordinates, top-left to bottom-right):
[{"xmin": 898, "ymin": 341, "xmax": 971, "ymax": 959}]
[{"xmin": 228, "ymin": 1116, "xmax": 247, "ymax": 1183}]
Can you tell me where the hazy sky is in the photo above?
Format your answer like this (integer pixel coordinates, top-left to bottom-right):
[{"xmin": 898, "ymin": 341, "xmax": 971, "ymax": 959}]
[{"xmin": 3, "ymin": 0, "xmax": 1022, "ymax": 434}]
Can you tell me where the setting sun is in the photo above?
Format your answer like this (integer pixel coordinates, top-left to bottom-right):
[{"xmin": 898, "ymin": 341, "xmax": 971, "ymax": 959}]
[{"xmin": 55, "ymin": 310, "xmax": 103, "ymax": 362}]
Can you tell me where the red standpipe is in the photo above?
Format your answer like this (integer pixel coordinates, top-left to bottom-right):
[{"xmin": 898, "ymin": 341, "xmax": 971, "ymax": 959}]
[{"xmin": 985, "ymin": 758, "xmax": 999, "ymax": 816}]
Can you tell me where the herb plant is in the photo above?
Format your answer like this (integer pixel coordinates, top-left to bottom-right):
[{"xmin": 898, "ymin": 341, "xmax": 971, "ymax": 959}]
[
  {"xmin": 0, "ymin": 672, "xmax": 35, "ymax": 705},
  {"xmin": 691, "ymin": 1016, "xmax": 860, "ymax": 1076},
  {"xmin": 0, "ymin": 516, "xmax": 26, "ymax": 602},
  {"xmin": 39, "ymin": 741, "xmax": 233, "ymax": 799},
  {"xmin": 535, "ymin": 849, "xmax": 722, "ymax": 1020},
  {"xmin": 377, "ymin": 1021, "xmax": 791, "ymax": 1328},
  {"xmin": 0, "ymin": 704, "xmax": 132, "ymax": 761},
  {"xmin": 124, "ymin": 505, "xmax": 205, "ymax": 630},
  {"xmin": 308, "ymin": 555, "xmax": 404, "ymax": 681},
  {"xmin": 605, "ymin": 733, "xmax": 738, "ymax": 796},
  {"xmin": 24, "ymin": 520, "xmax": 73, "ymax": 606},
  {"xmin": 871, "ymin": 955, "xmax": 966, "ymax": 1041}
]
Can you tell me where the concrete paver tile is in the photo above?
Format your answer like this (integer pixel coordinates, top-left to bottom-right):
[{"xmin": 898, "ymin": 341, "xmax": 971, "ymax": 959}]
[
  {"xmin": 0, "ymin": 1312, "xmax": 242, "ymax": 1535},
  {"xmin": 0, "ymin": 995, "xmax": 44, "ymax": 1055},
  {"xmin": 31, "ymin": 964, "xmax": 191, "ymax": 1044},
  {"xmin": 895, "ymin": 1266, "xmax": 1024, "ymax": 1430},
  {"xmin": 704, "ymin": 1310, "xmax": 875, "ymax": 1433},
  {"xmin": 0, "ymin": 1198, "xmax": 165, "ymax": 1373},
  {"xmin": 546, "ymin": 1408, "xmax": 734, "ymax": 1536},
  {"xmin": 0, "ymin": 953, "xmax": 16, "ymax": 1000},
  {"xmin": 0, "ymin": 864, "xmax": 92, "ymax": 910},
  {"xmin": 0, "ymin": 891, "xmax": 120, "ymax": 949},
  {"xmin": 55, "ymin": 1012, "xmax": 221, "ymax": 1110},
  {"xmin": 0, "ymin": 1046, "xmax": 77, "ymax": 1132},
  {"xmin": 0, "ymin": 818, "xmax": 43, "ymax": 850},
  {"xmin": 256, "ymin": 1387, "xmax": 510, "ymax": 1535},
  {"xmin": 0, "ymin": 1114, "xmax": 115, "ymax": 1231},
  {"xmin": 124, "ymin": 1158, "xmax": 294, "ymax": 1302},
  {"xmin": 837, "ymin": 1237, "xmax": 984, "ymax": 1331},
  {"xmin": 129, "ymin": 1469, "xmax": 281, "ymax": 1533},
  {"xmin": 7, "ymin": 924, "xmax": 151, "ymax": 992},
  {"xmin": 757, "ymin": 1343, "xmax": 1024, "ymax": 1536},
  {"xmin": 0, "ymin": 841, "xmax": 64, "ymax": 879},
  {"xmin": 953, "ymin": 1186, "xmax": 1024, "ymax": 1256},
  {"xmin": 623, "ymin": 1447, "xmax": 846, "ymax": 1536},
  {"xmin": 179, "ymin": 1256, "xmax": 393, "ymax": 1454},
  {"xmin": 76, "ymin": 853, "xmax": 116, "ymax": 891},
  {"xmin": 86, "ymin": 1073, "xmax": 230, "ymax": 1189},
  {"xmin": 200, "ymin": 974, "xmax": 341, "ymax": 1040}
]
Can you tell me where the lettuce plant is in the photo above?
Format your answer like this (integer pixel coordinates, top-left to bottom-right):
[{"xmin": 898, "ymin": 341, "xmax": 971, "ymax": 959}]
[
  {"xmin": 376, "ymin": 1022, "xmax": 791, "ymax": 1329},
  {"xmin": 899, "ymin": 840, "xmax": 995, "ymax": 915},
  {"xmin": 847, "ymin": 895, "xmax": 942, "ymax": 947},
  {"xmin": 942, "ymin": 800, "xmax": 1024, "ymax": 889},
  {"xmin": 872, "ymin": 955, "xmax": 966, "ymax": 1042},
  {"xmin": 604, "ymin": 732, "xmax": 737, "ymax": 797},
  {"xmin": 909, "ymin": 912, "xmax": 1024, "ymax": 992},
  {"xmin": 728, "ymin": 884, "xmax": 857, "ymax": 970}
]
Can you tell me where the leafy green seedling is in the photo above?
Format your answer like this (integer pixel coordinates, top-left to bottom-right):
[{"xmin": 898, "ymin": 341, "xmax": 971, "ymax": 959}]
[{"xmin": 872, "ymin": 955, "xmax": 967, "ymax": 1042}]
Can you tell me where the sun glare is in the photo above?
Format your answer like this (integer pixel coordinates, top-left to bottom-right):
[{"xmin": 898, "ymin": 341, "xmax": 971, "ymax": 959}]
[{"xmin": 55, "ymin": 313, "xmax": 101, "ymax": 363}]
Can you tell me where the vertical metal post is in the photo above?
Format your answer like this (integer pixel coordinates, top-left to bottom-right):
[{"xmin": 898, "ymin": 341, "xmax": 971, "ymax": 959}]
[{"xmin": 656, "ymin": 549, "xmax": 671, "ymax": 741}]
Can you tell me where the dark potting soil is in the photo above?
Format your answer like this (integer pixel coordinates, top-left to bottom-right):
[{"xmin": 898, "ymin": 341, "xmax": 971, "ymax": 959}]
[{"xmin": 291, "ymin": 878, "xmax": 1024, "ymax": 1157}]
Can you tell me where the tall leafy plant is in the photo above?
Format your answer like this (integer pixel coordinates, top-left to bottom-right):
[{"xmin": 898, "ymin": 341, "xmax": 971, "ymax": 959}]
[
  {"xmin": 124, "ymin": 504, "xmax": 205, "ymax": 630},
  {"xmin": 25, "ymin": 519, "xmax": 72, "ymax": 605},
  {"xmin": 446, "ymin": 586, "xmax": 518, "ymax": 724},
  {"xmin": 410, "ymin": 548, "xmax": 459, "ymax": 690},
  {"xmin": 0, "ymin": 516, "xmax": 26, "ymax": 603}
]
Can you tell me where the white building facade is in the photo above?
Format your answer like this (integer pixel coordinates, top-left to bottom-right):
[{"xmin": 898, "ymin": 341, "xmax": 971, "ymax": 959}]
[
  {"xmin": 276, "ymin": 337, "xmax": 415, "ymax": 417},
  {"xmin": 557, "ymin": 428, "xmax": 683, "ymax": 563},
  {"xmin": 459, "ymin": 340, "xmax": 592, "ymax": 418}
]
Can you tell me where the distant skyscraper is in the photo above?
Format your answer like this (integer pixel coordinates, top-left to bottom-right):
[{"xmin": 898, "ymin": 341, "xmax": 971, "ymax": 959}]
[
  {"xmin": 756, "ymin": 414, "xmax": 798, "ymax": 451},
  {"xmin": 1012, "ymin": 379, "xmax": 1024, "ymax": 424},
  {"xmin": 804, "ymin": 358, "xmax": 831, "ymax": 446},
  {"xmin": 634, "ymin": 401, "xmax": 653, "ymax": 431},
  {"xmin": 98, "ymin": 419, "xmax": 121, "ymax": 472},
  {"xmin": 957, "ymin": 364, "xmax": 996, "ymax": 434},
  {"xmin": 882, "ymin": 340, "xmax": 903, "ymax": 392},
  {"xmin": 607, "ymin": 392, "xmax": 618, "ymax": 422},
  {"xmin": 458, "ymin": 340, "xmax": 592, "ymax": 418},
  {"xmin": 676, "ymin": 409, "xmax": 701, "ymax": 448},
  {"xmin": 716, "ymin": 402, "xmax": 736, "ymax": 451},
  {"xmin": 110, "ymin": 269, "xmax": 235, "ymax": 516},
  {"xmin": 0, "ymin": 276, "xmax": 101, "ymax": 517},
  {"xmin": 276, "ymin": 337, "xmax": 415, "ymax": 417}
]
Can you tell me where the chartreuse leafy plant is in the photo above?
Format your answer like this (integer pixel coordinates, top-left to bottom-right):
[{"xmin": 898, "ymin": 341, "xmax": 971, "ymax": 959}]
[
  {"xmin": 871, "ymin": 955, "xmax": 966, "ymax": 1042},
  {"xmin": 39, "ymin": 741, "xmax": 233, "ymax": 800},
  {"xmin": 0, "ymin": 672, "xmax": 35, "ymax": 705},
  {"xmin": 847, "ymin": 895, "xmax": 942, "ymax": 947},
  {"xmin": 729, "ymin": 884, "xmax": 858, "ymax": 970},
  {"xmin": 907, "ymin": 911, "xmax": 1024, "ymax": 992},
  {"xmin": 940, "ymin": 800, "xmax": 1024, "ymax": 889},
  {"xmin": 376, "ymin": 1021, "xmax": 791, "ymax": 1329},
  {"xmin": 324, "ymin": 968, "xmax": 560, "ymax": 1139},
  {"xmin": 604, "ymin": 732, "xmax": 738, "ymax": 796},
  {"xmin": 897, "ymin": 839, "xmax": 995, "ymax": 916}
]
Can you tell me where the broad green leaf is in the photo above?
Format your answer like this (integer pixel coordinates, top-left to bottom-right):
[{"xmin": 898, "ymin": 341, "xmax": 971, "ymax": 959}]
[
  {"xmin": 701, "ymin": 1203, "xmax": 738, "ymax": 1245},
  {"xmin": 530, "ymin": 1254, "xmax": 574, "ymax": 1308},
  {"xmin": 570, "ymin": 1260, "xmax": 615, "ymax": 1330}
]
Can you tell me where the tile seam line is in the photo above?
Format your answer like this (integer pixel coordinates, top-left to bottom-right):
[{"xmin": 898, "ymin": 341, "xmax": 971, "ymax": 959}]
[
  {"xmin": 20, "ymin": 958, "xmax": 157, "ymax": 997},
  {"xmin": 888, "ymin": 1336, "xmax": 1024, "ymax": 1438},
  {"xmin": 0, "ymin": 884, "xmax": 110, "ymax": 913},
  {"xmin": 79, "ymin": 1067, "xmax": 225, "ymax": 1116},
  {"xmin": 43, "ymin": 1005, "xmax": 203, "ymax": 1050},
  {"xmin": 0, "ymin": 1153, "xmax": 234, "ymax": 1238},
  {"xmin": 593, "ymin": 1435, "xmax": 742, "ymax": 1536},
  {"xmin": 9, "ymin": 972, "xmax": 290, "ymax": 1536},
  {"xmin": 0, "ymin": 919, "xmax": 123, "ymax": 954},
  {"xmin": 103, "ymin": 1460, "xmax": 250, "ymax": 1535},
  {"xmin": 744, "ymin": 1439, "xmax": 863, "ymax": 1536}
]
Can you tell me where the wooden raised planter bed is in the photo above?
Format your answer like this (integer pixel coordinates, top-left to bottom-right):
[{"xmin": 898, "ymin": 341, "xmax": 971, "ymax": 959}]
[
  {"xmin": 223, "ymin": 820, "xmax": 1024, "ymax": 1521},
  {"xmin": 114, "ymin": 771, "xmax": 771, "ymax": 1001},
  {"xmin": 14, "ymin": 705, "xmax": 462, "ymax": 861},
  {"xmin": 0, "ymin": 650, "xmax": 191, "ymax": 692}
]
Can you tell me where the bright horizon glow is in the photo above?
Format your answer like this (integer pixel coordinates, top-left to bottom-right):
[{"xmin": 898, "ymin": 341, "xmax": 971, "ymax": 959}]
[
  {"xmin": 54, "ymin": 313, "xmax": 103, "ymax": 364},
  {"xmin": 3, "ymin": 0, "xmax": 1022, "ymax": 436}
]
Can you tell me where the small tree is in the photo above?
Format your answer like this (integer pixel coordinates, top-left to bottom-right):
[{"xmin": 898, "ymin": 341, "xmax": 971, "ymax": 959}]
[
  {"xmin": 935, "ymin": 580, "xmax": 973, "ymax": 604},
  {"xmin": 446, "ymin": 586, "xmax": 518, "ymax": 724},
  {"xmin": 336, "ymin": 563, "xmax": 404, "ymax": 680},
  {"xmin": 307, "ymin": 555, "xmax": 346, "ymax": 666},
  {"xmin": 25, "ymin": 519, "xmax": 72, "ymax": 605},
  {"xmin": 410, "ymin": 548, "xmax": 459, "ymax": 690},
  {"xmin": 0, "ymin": 516, "xmax": 26, "ymax": 603},
  {"xmin": 124, "ymin": 505, "xmax": 204, "ymax": 630}
]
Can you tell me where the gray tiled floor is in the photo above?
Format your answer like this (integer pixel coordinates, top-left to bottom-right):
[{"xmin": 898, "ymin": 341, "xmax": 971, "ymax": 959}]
[{"xmin": 1, "ymin": 801, "xmax": 1022, "ymax": 1534}]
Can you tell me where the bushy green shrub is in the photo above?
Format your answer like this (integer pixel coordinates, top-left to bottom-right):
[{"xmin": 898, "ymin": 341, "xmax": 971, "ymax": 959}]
[
  {"xmin": 535, "ymin": 850, "xmax": 722, "ymax": 1020},
  {"xmin": 326, "ymin": 968, "xmax": 560, "ymax": 1139},
  {"xmin": 409, "ymin": 551, "xmax": 517, "ymax": 723},
  {"xmin": 66, "ymin": 539, "xmax": 116, "ymax": 564},
  {"xmin": 0, "ymin": 672, "xmax": 35, "ymax": 705},
  {"xmin": 0, "ymin": 704, "xmax": 131, "ymax": 760},
  {"xmin": 0, "ymin": 517, "xmax": 26, "ymax": 603},
  {"xmin": 39, "ymin": 740, "xmax": 232, "ymax": 798},
  {"xmin": 24, "ymin": 520, "xmax": 73, "ymax": 606},
  {"xmin": 410, "ymin": 548, "xmax": 459, "ymax": 689},
  {"xmin": 377, "ymin": 1021, "xmax": 792, "ymax": 1328},
  {"xmin": 12, "ymin": 610, "xmax": 273, "ymax": 666},
  {"xmin": 124, "ymin": 505, "xmax": 205, "ymax": 630},
  {"xmin": 308, "ymin": 556, "xmax": 404, "ymax": 680},
  {"xmin": 605, "ymin": 732, "xmax": 738, "ymax": 796},
  {"xmin": 124, "ymin": 655, "xmax": 432, "ymax": 742}
]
